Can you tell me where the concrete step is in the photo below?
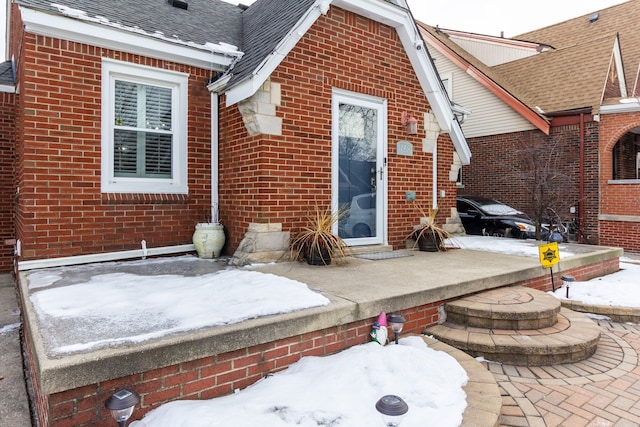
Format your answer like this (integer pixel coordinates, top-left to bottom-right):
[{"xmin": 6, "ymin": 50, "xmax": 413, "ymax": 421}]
[{"xmin": 444, "ymin": 286, "xmax": 561, "ymax": 330}]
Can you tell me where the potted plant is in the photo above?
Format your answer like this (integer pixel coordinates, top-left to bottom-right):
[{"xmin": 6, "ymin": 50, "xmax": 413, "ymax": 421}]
[
  {"xmin": 193, "ymin": 203, "xmax": 226, "ymax": 259},
  {"xmin": 409, "ymin": 203, "xmax": 450, "ymax": 252},
  {"xmin": 290, "ymin": 205, "xmax": 349, "ymax": 265}
]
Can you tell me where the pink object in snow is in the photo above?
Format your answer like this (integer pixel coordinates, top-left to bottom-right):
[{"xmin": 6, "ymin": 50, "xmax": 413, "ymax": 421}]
[{"xmin": 377, "ymin": 311, "xmax": 387, "ymax": 327}]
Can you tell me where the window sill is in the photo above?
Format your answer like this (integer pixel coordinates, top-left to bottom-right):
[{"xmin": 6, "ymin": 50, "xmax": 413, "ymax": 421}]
[
  {"xmin": 607, "ymin": 179, "xmax": 640, "ymax": 185},
  {"xmin": 102, "ymin": 193, "xmax": 189, "ymax": 204}
]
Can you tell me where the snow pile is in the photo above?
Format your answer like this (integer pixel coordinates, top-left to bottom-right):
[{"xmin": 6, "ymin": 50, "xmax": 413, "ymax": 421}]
[{"xmin": 139, "ymin": 336, "xmax": 468, "ymax": 427}]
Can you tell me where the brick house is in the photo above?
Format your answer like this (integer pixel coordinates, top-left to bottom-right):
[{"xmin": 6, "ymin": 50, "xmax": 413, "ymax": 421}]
[
  {"xmin": 421, "ymin": 0, "xmax": 640, "ymax": 251},
  {"xmin": 1, "ymin": 0, "xmax": 470, "ymax": 273},
  {"xmin": 0, "ymin": 60, "xmax": 16, "ymax": 272}
]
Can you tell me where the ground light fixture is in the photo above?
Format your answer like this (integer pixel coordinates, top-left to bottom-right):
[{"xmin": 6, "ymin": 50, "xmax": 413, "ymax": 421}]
[
  {"xmin": 387, "ymin": 313, "xmax": 406, "ymax": 344},
  {"xmin": 561, "ymin": 274, "xmax": 576, "ymax": 298},
  {"xmin": 375, "ymin": 394, "xmax": 409, "ymax": 426},
  {"xmin": 105, "ymin": 389, "xmax": 140, "ymax": 427}
]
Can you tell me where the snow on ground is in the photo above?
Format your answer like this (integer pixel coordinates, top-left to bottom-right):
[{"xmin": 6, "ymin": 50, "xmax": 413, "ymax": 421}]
[
  {"xmin": 445, "ymin": 235, "xmax": 578, "ymax": 258},
  {"xmin": 136, "ymin": 336, "xmax": 468, "ymax": 427},
  {"xmin": 551, "ymin": 255, "xmax": 640, "ymax": 307}
]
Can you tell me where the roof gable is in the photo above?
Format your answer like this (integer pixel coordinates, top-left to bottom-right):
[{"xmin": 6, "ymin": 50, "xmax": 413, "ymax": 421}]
[
  {"xmin": 219, "ymin": 0, "xmax": 470, "ymax": 164},
  {"xmin": 421, "ymin": 0, "xmax": 638, "ymax": 121},
  {"xmin": 420, "ymin": 23, "xmax": 549, "ymax": 134}
]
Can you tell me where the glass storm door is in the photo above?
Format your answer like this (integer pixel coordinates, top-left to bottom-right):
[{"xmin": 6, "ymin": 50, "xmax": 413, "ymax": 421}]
[{"xmin": 332, "ymin": 91, "xmax": 386, "ymax": 245}]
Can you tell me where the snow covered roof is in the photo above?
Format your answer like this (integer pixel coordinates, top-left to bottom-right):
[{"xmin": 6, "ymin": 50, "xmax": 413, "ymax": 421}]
[{"xmin": 16, "ymin": 0, "xmax": 244, "ymax": 50}]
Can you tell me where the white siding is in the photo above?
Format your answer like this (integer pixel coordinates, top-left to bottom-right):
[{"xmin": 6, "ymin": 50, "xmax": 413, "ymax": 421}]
[
  {"xmin": 448, "ymin": 36, "xmax": 538, "ymax": 66},
  {"xmin": 429, "ymin": 47, "xmax": 536, "ymax": 138}
]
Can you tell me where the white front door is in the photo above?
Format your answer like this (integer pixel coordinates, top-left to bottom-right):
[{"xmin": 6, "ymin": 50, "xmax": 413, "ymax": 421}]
[{"xmin": 332, "ymin": 90, "xmax": 387, "ymax": 246}]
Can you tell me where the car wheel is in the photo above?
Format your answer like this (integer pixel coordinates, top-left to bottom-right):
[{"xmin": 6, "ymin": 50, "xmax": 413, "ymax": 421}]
[
  {"xmin": 352, "ymin": 224, "xmax": 371, "ymax": 238},
  {"xmin": 487, "ymin": 228, "xmax": 507, "ymax": 238}
]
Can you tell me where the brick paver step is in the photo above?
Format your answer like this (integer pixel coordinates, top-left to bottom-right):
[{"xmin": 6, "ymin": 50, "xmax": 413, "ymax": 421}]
[
  {"xmin": 425, "ymin": 308, "xmax": 600, "ymax": 366},
  {"xmin": 444, "ymin": 286, "xmax": 561, "ymax": 330},
  {"xmin": 421, "ymin": 336, "xmax": 501, "ymax": 427}
]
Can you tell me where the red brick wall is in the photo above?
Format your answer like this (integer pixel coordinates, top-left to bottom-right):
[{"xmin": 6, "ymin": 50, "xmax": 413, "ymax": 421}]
[
  {"xmin": 218, "ymin": 7, "xmax": 457, "ymax": 251},
  {"xmin": 10, "ymin": 3, "xmax": 459, "ymax": 261},
  {"xmin": 11, "ymin": 6, "xmax": 213, "ymax": 260},
  {"xmin": 463, "ymin": 121, "xmax": 600, "ymax": 244},
  {"xmin": 0, "ymin": 91, "xmax": 16, "ymax": 271},
  {"xmin": 29, "ymin": 257, "xmax": 616, "ymax": 427},
  {"xmin": 598, "ymin": 112, "xmax": 640, "ymax": 251}
]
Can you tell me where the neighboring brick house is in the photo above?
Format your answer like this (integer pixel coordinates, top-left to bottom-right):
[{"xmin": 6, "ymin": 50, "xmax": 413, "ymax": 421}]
[
  {"xmin": 421, "ymin": 0, "xmax": 640, "ymax": 251},
  {"xmin": 3, "ymin": 0, "xmax": 470, "ymax": 273},
  {"xmin": 0, "ymin": 61, "xmax": 15, "ymax": 272}
]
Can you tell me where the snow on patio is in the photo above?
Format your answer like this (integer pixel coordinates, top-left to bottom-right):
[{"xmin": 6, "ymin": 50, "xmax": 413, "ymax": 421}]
[{"xmin": 26, "ymin": 256, "xmax": 330, "ymax": 355}]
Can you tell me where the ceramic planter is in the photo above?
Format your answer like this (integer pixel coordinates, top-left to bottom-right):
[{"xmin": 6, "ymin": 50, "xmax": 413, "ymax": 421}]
[{"xmin": 193, "ymin": 223, "xmax": 225, "ymax": 258}]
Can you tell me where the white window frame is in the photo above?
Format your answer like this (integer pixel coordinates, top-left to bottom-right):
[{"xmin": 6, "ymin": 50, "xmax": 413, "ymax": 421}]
[
  {"xmin": 441, "ymin": 72, "xmax": 453, "ymax": 98},
  {"xmin": 101, "ymin": 58, "xmax": 188, "ymax": 194}
]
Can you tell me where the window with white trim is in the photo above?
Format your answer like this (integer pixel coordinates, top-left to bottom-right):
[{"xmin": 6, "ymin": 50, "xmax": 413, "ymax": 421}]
[{"xmin": 101, "ymin": 59, "xmax": 188, "ymax": 194}]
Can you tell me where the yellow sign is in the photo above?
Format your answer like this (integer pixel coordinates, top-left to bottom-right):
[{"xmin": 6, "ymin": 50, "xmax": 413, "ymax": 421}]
[{"xmin": 538, "ymin": 242, "xmax": 560, "ymax": 268}]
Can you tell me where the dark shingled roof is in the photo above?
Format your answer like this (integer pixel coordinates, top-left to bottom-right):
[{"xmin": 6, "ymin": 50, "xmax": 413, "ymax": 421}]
[
  {"xmin": 15, "ymin": 0, "xmax": 321, "ymax": 88},
  {"xmin": 0, "ymin": 61, "xmax": 14, "ymax": 86},
  {"xmin": 15, "ymin": 0, "xmax": 244, "ymax": 48},
  {"xmin": 227, "ymin": 0, "xmax": 316, "ymax": 86}
]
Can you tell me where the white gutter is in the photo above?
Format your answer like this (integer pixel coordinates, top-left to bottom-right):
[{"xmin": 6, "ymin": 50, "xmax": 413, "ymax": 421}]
[
  {"xmin": 17, "ymin": 244, "xmax": 195, "ymax": 271},
  {"xmin": 0, "ymin": 84, "xmax": 15, "ymax": 93},
  {"xmin": 599, "ymin": 99, "xmax": 640, "ymax": 114}
]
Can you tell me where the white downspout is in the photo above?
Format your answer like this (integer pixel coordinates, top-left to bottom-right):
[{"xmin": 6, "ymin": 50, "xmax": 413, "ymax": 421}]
[
  {"xmin": 432, "ymin": 140, "xmax": 438, "ymax": 210},
  {"xmin": 211, "ymin": 92, "xmax": 220, "ymax": 223}
]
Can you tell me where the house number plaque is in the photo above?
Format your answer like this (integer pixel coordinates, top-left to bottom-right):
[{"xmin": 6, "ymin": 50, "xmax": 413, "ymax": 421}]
[{"xmin": 396, "ymin": 140, "xmax": 413, "ymax": 156}]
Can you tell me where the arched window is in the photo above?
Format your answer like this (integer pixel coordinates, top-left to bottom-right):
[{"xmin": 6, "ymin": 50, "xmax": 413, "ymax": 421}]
[{"xmin": 612, "ymin": 129, "xmax": 640, "ymax": 180}]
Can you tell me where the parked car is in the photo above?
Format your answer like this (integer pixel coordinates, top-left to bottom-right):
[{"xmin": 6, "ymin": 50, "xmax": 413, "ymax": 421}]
[
  {"xmin": 456, "ymin": 195, "xmax": 566, "ymax": 241},
  {"xmin": 343, "ymin": 193, "xmax": 376, "ymax": 238}
]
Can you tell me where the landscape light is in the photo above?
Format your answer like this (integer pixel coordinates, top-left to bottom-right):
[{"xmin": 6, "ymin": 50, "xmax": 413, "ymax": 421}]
[
  {"xmin": 105, "ymin": 389, "xmax": 140, "ymax": 427},
  {"xmin": 387, "ymin": 313, "xmax": 406, "ymax": 344},
  {"xmin": 375, "ymin": 394, "xmax": 409, "ymax": 426},
  {"xmin": 561, "ymin": 274, "xmax": 576, "ymax": 298}
]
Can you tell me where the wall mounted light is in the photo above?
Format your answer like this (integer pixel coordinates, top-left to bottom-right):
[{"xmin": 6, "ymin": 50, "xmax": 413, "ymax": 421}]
[
  {"xmin": 376, "ymin": 394, "xmax": 409, "ymax": 426},
  {"xmin": 105, "ymin": 389, "xmax": 140, "ymax": 427},
  {"xmin": 387, "ymin": 313, "xmax": 406, "ymax": 344},
  {"xmin": 400, "ymin": 112, "xmax": 418, "ymax": 135}
]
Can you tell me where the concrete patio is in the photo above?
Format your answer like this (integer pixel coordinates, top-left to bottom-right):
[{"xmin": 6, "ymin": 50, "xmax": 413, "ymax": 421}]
[{"xmin": 16, "ymin": 242, "xmax": 622, "ymax": 426}]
